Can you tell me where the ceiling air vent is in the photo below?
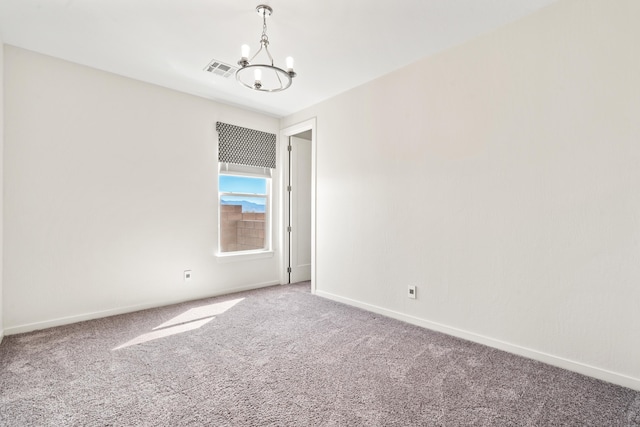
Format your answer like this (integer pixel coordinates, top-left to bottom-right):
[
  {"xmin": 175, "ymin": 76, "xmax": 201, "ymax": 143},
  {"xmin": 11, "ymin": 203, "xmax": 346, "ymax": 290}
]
[{"xmin": 204, "ymin": 59, "xmax": 238, "ymax": 78}]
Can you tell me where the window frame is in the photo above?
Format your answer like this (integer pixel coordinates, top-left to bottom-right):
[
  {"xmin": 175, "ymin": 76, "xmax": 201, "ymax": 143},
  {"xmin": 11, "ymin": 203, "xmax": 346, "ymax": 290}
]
[{"xmin": 216, "ymin": 164, "xmax": 273, "ymax": 259}]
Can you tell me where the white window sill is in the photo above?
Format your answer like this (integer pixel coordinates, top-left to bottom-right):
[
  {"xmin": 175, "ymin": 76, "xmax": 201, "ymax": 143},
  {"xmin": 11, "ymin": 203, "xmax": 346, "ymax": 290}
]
[{"xmin": 215, "ymin": 250, "xmax": 274, "ymax": 263}]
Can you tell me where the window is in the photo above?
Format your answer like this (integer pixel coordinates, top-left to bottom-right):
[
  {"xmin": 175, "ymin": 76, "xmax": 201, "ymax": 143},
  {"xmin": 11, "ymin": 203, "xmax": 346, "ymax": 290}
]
[
  {"xmin": 219, "ymin": 172, "xmax": 270, "ymax": 253},
  {"xmin": 215, "ymin": 122, "xmax": 276, "ymax": 256}
]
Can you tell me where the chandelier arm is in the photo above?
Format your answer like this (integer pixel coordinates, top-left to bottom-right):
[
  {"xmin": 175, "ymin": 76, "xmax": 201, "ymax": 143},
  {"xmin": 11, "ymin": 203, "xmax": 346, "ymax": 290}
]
[
  {"xmin": 275, "ymin": 68, "xmax": 284, "ymax": 89},
  {"xmin": 263, "ymin": 44, "xmax": 275, "ymax": 67},
  {"xmin": 247, "ymin": 43, "xmax": 264, "ymax": 64}
]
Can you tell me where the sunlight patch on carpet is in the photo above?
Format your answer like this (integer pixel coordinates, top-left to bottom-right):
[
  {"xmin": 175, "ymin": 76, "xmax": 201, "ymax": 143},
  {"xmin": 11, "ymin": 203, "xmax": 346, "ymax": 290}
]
[
  {"xmin": 112, "ymin": 298, "xmax": 245, "ymax": 350},
  {"xmin": 153, "ymin": 298, "xmax": 245, "ymax": 330}
]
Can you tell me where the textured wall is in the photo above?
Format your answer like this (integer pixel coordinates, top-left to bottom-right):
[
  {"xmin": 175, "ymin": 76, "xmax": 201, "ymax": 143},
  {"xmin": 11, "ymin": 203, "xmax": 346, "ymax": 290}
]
[
  {"xmin": 3, "ymin": 46, "xmax": 281, "ymax": 333},
  {"xmin": 283, "ymin": 0, "xmax": 640, "ymax": 389}
]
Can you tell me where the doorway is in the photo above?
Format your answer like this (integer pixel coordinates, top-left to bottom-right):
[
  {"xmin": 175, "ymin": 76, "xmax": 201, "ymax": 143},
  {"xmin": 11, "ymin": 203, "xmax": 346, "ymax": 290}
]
[{"xmin": 280, "ymin": 119, "xmax": 316, "ymax": 293}]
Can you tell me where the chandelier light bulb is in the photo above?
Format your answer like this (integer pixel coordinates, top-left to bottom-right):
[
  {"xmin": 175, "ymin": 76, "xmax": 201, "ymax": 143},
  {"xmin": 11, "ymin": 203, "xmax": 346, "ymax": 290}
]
[
  {"xmin": 254, "ymin": 68, "xmax": 262, "ymax": 81},
  {"xmin": 286, "ymin": 56, "xmax": 294, "ymax": 72},
  {"xmin": 241, "ymin": 44, "xmax": 250, "ymax": 60}
]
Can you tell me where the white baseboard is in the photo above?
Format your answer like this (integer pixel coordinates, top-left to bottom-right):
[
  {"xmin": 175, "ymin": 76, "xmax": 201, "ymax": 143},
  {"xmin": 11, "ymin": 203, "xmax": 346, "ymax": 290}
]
[
  {"xmin": 4, "ymin": 280, "xmax": 281, "ymax": 336},
  {"xmin": 316, "ymin": 290, "xmax": 640, "ymax": 392}
]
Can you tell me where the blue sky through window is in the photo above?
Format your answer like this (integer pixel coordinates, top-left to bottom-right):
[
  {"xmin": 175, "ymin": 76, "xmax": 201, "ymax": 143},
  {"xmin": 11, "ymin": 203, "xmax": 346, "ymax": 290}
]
[
  {"xmin": 220, "ymin": 175, "xmax": 267, "ymax": 213},
  {"xmin": 219, "ymin": 175, "xmax": 267, "ymax": 194}
]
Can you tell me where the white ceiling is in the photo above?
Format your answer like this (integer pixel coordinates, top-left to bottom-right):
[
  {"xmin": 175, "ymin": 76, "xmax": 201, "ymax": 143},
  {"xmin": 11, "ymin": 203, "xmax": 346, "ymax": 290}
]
[{"xmin": 0, "ymin": 0, "xmax": 559, "ymax": 118}]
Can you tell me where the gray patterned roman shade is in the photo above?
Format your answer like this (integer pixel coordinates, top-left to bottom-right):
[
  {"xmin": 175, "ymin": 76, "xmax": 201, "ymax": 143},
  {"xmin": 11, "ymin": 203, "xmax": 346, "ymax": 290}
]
[{"xmin": 216, "ymin": 122, "xmax": 276, "ymax": 169}]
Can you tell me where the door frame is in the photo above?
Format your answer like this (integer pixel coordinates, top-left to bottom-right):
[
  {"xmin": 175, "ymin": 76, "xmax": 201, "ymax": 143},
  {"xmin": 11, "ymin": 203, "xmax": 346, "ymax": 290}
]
[{"xmin": 279, "ymin": 118, "xmax": 317, "ymax": 293}]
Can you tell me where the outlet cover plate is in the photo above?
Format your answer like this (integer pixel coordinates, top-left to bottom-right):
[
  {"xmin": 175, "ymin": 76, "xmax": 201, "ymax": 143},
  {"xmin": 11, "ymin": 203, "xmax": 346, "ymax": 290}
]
[
  {"xmin": 408, "ymin": 285, "xmax": 416, "ymax": 299},
  {"xmin": 184, "ymin": 270, "xmax": 192, "ymax": 282}
]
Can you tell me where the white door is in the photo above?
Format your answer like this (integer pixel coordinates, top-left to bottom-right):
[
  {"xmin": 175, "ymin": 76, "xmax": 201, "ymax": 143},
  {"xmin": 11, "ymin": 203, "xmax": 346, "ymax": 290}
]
[{"xmin": 287, "ymin": 135, "xmax": 312, "ymax": 283}]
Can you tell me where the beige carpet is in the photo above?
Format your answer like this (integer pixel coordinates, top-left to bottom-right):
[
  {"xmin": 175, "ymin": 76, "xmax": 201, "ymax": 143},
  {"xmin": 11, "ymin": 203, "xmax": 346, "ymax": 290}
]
[{"xmin": 1, "ymin": 282, "xmax": 639, "ymax": 426}]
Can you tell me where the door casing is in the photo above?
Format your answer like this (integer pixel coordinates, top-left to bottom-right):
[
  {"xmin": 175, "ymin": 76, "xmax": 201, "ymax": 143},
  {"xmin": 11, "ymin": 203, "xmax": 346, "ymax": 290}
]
[{"xmin": 279, "ymin": 119, "xmax": 317, "ymax": 293}]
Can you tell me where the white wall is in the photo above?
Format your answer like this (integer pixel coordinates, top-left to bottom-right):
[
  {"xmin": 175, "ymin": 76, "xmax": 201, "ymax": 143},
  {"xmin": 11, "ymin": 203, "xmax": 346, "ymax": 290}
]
[
  {"xmin": 0, "ymin": 38, "xmax": 5, "ymax": 341},
  {"xmin": 283, "ymin": 0, "xmax": 640, "ymax": 390},
  {"xmin": 4, "ymin": 46, "xmax": 282, "ymax": 333}
]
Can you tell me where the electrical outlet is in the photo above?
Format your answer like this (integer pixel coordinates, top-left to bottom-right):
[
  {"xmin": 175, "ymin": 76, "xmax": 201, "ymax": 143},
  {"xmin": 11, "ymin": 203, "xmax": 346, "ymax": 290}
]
[
  {"xmin": 184, "ymin": 270, "xmax": 192, "ymax": 282},
  {"xmin": 408, "ymin": 285, "xmax": 416, "ymax": 299}
]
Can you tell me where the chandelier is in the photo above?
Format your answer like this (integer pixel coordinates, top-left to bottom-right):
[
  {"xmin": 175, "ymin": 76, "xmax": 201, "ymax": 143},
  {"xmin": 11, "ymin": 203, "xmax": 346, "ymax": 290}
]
[{"xmin": 236, "ymin": 5, "xmax": 296, "ymax": 92}]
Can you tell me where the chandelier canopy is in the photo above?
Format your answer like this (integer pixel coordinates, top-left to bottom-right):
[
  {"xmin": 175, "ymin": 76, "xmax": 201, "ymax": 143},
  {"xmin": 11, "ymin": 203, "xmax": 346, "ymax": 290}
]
[{"xmin": 236, "ymin": 5, "xmax": 296, "ymax": 93}]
